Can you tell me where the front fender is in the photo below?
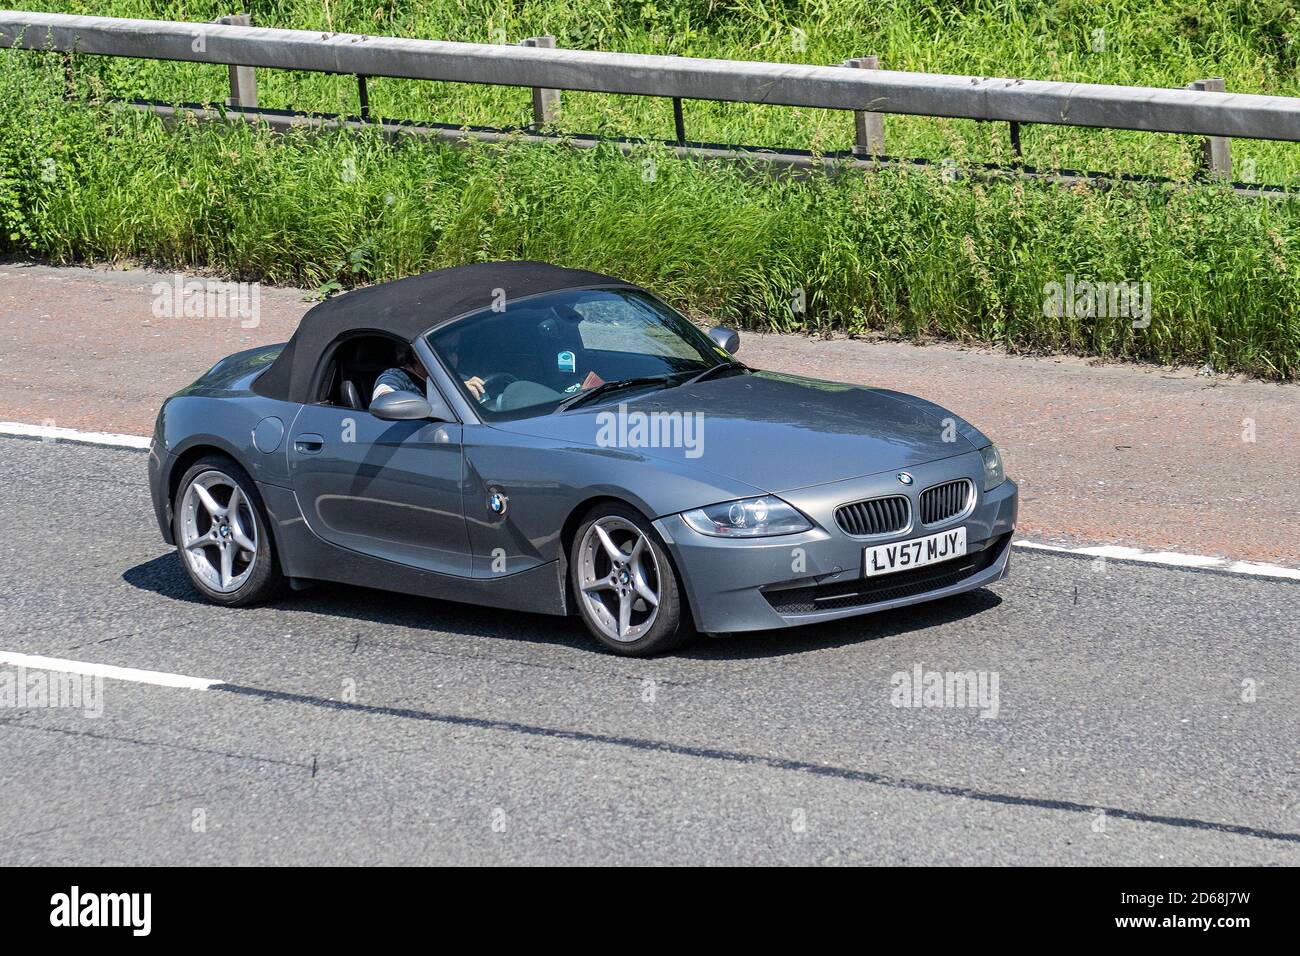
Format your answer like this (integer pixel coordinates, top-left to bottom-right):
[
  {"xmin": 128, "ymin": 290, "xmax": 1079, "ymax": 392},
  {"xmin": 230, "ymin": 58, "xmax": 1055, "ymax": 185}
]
[{"xmin": 461, "ymin": 425, "xmax": 764, "ymax": 577}]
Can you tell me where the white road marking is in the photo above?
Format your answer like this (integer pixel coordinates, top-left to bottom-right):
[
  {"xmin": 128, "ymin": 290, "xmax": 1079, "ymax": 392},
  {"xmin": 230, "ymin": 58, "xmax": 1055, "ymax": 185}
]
[
  {"xmin": 1013, "ymin": 540, "xmax": 1300, "ymax": 580},
  {"xmin": 0, "ymin": 421, "xmax": 150, "ymax": 449},
  {"xmin": 0, "ymin": 651, "xmax": 222, "ymax": 690}
]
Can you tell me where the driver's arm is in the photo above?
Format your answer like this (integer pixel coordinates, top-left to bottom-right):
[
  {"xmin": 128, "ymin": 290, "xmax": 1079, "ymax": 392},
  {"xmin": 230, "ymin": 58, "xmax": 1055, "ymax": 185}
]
[
  {"xmin": 373, "ymin": 367, "xmax": 421, "ymax": 402},
  {"xmin": 464, "ymin": 376, "xmax": 486, "ymax": 400}
]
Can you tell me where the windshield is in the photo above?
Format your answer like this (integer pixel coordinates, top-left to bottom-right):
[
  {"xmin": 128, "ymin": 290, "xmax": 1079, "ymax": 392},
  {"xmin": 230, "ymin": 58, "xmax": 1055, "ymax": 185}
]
[{"xmin": 426, "ymin": 287, "xmax": 729, "ymax": 420}]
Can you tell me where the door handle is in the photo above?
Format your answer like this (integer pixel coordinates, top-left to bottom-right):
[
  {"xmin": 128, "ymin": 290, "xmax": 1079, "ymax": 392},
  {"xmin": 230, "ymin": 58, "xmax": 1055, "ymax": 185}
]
[{"xmin": 294, "ymin": 433, "xmax": 325, "ymax": 454}]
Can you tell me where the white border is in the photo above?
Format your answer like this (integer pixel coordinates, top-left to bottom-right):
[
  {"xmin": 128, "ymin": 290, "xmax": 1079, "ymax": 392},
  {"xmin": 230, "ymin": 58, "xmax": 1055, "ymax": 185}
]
[
  {"xmin": 0, "ymin": 650, "xmax": 223, "ymax": 690},
  {"xmin": 1014, "ymin": 540, "xmax": 1300, "ymax": 581},
  {"xmin": 0, "ymin": 421, "xmax": 150, "ymax": 449}
]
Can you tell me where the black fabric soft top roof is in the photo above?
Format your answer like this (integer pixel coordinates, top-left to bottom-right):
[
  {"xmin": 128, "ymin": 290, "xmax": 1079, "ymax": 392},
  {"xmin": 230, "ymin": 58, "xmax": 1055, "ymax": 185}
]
[{"xmin": 253, "ymin": 260, "xmax": 635, "ymax": 403}]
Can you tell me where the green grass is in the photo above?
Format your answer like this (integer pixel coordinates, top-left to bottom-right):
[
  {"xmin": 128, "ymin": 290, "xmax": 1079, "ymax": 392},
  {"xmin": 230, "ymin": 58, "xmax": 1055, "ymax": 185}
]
[{"xmin": 3, "ymin": 3, "xmax": 1300, "ymax": 378}]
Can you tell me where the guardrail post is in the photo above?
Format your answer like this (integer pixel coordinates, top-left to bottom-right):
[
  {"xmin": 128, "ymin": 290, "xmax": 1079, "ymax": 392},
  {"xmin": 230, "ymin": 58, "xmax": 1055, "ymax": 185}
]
[
  {"xmin": 357, "ymin": 75, "xmax": 371, "ymax": 122},
  {"xmin": 520, "ymin": 35, "xmax": 561, "ymax": 127},
  {"xmin": 847, "ymin": 56, "xmax": 885, "ymax": 158},
  {"xmin": 1189, "ymin": 77, "xmax": 1231, "ymax": 178},
  {"xmin": 218, "ymin": 13, "xmax": 258, "ymax": 109}
]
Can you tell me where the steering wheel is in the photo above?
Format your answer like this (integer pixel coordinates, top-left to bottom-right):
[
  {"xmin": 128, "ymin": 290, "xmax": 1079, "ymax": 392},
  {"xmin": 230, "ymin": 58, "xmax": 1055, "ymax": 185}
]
[{"xmin": 478, "ymin": 372, "xmax": 518, "ymax": 403}]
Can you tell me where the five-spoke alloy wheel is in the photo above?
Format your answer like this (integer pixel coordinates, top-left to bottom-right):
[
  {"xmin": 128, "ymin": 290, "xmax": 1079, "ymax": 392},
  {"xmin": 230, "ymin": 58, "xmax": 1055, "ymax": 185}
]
[
  {"xmin": 173, "ymin": 455, "xmax": 281, "ymax": 605},
  {"xmin": 571, "ymin": 504, "xmax": 689, "ymax": 655}
]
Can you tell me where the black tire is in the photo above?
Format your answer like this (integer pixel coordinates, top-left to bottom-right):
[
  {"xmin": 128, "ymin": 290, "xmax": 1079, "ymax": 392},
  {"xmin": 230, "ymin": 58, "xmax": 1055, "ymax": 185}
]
[
  {"xmin": 569, "ymin": 502, "xmax": 693, "ymax": 656},
  {"xmin": 172, "ymin": 454, "xmax": 283, "ymax": 607}
]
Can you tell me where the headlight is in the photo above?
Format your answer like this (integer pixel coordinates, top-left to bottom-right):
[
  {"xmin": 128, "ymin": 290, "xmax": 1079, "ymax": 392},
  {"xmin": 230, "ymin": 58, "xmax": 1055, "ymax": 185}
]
[
  {"xmin": 979, "ymin": 444, "xmax": 1005, "ymax": 491},
  {"xmin": 681, "ymin": 496, "xmax": 812, "ymax": 537}
]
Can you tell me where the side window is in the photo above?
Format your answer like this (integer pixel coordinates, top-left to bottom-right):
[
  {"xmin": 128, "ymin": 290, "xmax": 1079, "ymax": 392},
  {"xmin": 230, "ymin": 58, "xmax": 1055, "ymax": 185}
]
[{"xmin": 320, "ymin": 335, "xmax": 410, "ymax": 409}]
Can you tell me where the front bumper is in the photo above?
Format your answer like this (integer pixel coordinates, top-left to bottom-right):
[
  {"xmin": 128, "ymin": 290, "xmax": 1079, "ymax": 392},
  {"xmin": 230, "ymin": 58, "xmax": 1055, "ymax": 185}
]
[
  {"xmin": 655, "ymin": 451, "xmax": 1018, "ymax": 633},
  {"xmin": 147, "ymin": 438, "xmax": 176, "ymax": 544}
]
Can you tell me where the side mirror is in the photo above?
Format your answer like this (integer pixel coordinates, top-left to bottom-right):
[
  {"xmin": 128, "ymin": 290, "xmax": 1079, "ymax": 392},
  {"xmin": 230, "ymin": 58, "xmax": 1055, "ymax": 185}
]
[
  {"xmin": 707, "ymin": 326, "xmax": 741, "ymax": 355},
  {"xmin": 370, "ymin": 389, "xmax": 433, "ymax": 421}
]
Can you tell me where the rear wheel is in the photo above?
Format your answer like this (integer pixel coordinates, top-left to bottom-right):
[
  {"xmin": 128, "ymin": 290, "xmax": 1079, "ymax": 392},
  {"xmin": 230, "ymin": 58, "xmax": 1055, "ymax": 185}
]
[
  {"xmin": 173, "ymin": 455, "xmax": 282, "ymax": 606},
  {"xmin": 571, "ymin": 503, "xmax": 692, "ymax": 656}
]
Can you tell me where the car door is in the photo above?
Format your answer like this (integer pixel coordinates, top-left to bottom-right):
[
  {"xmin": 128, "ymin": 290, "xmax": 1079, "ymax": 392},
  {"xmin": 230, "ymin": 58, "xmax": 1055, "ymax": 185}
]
[{"xmin": 287, "ymin": 403, "xmax": 470, "ymax": 576}]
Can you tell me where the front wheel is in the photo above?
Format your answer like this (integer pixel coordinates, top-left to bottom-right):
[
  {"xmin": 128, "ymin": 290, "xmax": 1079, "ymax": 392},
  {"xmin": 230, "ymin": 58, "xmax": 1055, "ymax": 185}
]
[
  {"xmin": 570, "ymin": 504, "xmax": 692, "ymax": 656},
  {"xmin": 172, "ymin": 455, "xmax": 282, "ymax": 606}
]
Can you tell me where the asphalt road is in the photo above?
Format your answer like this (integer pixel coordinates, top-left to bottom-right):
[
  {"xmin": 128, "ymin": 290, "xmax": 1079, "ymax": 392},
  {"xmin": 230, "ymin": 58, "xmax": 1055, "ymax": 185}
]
[{"xmin": 1, "ymin": 436, "xmax": 1297, "ymax": 865}]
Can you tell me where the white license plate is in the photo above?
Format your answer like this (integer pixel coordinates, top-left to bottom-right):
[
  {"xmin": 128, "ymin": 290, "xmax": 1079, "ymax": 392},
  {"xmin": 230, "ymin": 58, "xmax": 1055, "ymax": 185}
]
[{"xmin": 864, "ymin": 527, "xmax": 967, "ymax": 577}]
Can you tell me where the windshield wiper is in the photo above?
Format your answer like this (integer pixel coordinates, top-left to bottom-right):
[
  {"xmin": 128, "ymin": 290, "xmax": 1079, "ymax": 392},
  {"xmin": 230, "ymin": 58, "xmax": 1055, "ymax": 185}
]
[
  {"xmin": 555, "ymin": 375, "xmax": 672, "ymax": 412},
  {"xmin": 680, "ymin": 361, "xmax": 748, "ymax": 387}
]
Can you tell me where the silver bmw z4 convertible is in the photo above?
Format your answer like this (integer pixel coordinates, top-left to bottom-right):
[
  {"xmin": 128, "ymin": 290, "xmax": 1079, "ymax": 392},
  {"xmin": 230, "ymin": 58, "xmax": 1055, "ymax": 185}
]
[{"xmin": 148, "ymin": 261, "xmax": 1017, "ymax": 655}]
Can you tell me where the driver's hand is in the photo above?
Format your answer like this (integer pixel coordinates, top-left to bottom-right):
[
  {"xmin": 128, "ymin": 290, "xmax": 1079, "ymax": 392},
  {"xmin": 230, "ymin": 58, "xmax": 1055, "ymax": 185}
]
[{"xmin": 464, "ymin": 376, "xmax": 487, "ymax": 401}]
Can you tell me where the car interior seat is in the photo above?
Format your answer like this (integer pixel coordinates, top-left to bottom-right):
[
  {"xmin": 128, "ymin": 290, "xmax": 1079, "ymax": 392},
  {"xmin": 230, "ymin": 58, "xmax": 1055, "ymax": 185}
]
[
  {"xmin": 331, "ymin": 335, "xmax": 409, "ymax": 410},
  {"xmin": 340, "ymin": 378, "xmax": 363, "ymax": 410}
]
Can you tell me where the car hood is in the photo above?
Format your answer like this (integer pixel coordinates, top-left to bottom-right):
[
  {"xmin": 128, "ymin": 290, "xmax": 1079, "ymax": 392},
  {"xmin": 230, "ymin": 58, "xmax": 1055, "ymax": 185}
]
[{"xmin": 493, "ymin": 370, "xmax": 979, "ymax": 493}]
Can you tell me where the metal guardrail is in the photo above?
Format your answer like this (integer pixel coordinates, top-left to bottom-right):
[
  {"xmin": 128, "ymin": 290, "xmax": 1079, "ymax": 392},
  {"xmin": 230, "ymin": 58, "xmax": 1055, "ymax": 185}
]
[{"xmin": 4, "ymin": 10, "xmax": 1300, "ymax": 184}]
